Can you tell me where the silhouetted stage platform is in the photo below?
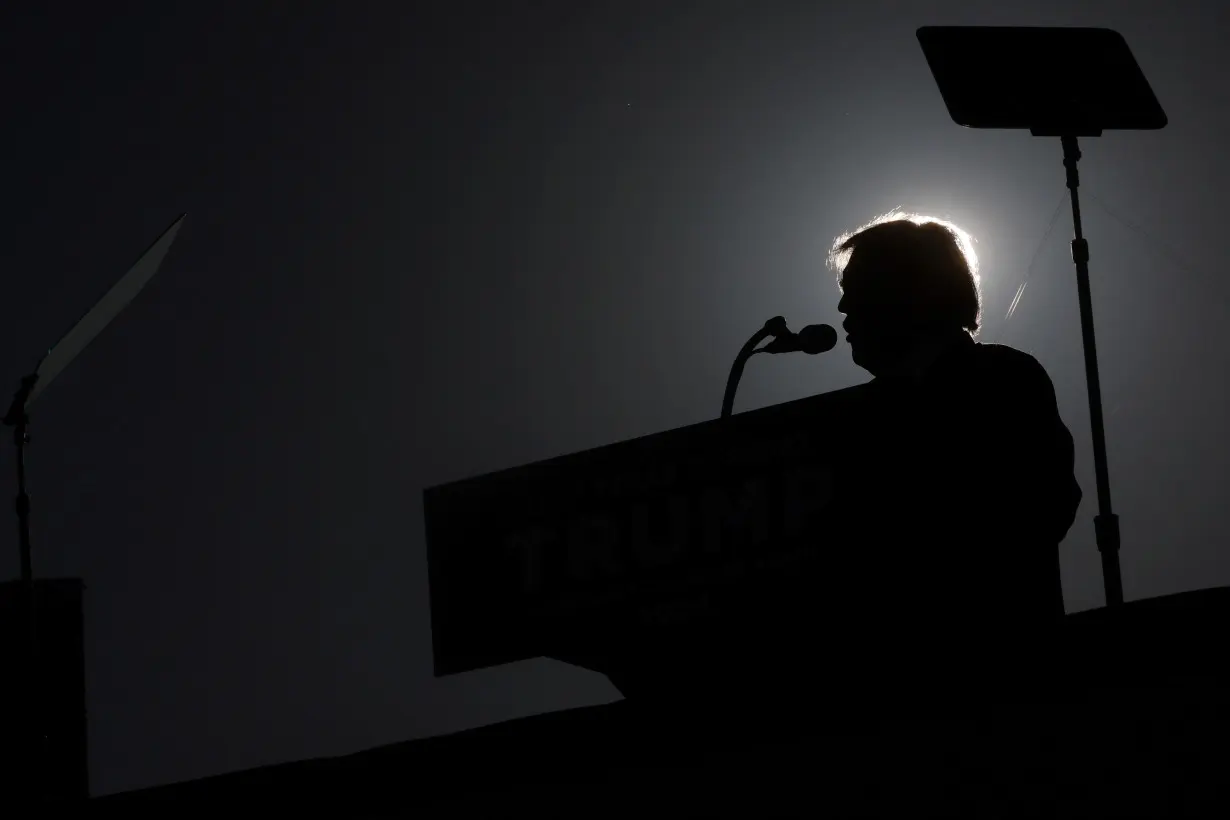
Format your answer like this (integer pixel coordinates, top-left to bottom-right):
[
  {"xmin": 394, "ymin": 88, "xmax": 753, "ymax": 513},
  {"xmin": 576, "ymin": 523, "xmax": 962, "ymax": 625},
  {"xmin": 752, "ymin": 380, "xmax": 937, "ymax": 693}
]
[{"xmin": 91, "ymin": 587, "xmax": 1229, "ymax": 814}]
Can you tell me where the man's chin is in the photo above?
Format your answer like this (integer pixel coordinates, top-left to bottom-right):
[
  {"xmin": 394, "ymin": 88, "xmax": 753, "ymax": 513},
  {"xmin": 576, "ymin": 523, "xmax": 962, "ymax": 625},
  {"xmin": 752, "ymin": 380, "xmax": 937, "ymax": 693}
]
[{"xmin": 850, "ymin": 345, "xmax": 886, "ymax": 377}]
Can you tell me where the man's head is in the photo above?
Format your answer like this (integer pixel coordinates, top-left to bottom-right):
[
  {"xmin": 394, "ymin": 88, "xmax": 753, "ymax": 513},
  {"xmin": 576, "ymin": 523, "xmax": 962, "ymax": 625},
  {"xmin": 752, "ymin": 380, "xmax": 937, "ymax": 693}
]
[{"xmin": 828, "ymin": 210, "xmax": 981, "ymax": 376}]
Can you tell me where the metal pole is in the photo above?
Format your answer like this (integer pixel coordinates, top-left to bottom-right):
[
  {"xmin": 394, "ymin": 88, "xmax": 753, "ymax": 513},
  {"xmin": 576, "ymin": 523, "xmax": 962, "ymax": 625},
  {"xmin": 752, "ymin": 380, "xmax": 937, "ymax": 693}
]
[
  {"xmin": 1060, "ymin": 135, "xmax": 1124, "ymax": 608},
  {"xmin": 6, "ymin": 373, "xmax": 44, "ymax": 801}
]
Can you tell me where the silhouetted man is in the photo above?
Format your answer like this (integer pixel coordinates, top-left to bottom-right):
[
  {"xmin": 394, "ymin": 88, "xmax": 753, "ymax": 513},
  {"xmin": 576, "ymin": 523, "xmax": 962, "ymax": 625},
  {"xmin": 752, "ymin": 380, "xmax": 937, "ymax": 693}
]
[
  {"xmin": 826, "ymin": 212, "xmax": 1082, "ymax": 646},
  {"xmin": 615, "ymin": 213, "xmax": 1081, "ymax": 723}
]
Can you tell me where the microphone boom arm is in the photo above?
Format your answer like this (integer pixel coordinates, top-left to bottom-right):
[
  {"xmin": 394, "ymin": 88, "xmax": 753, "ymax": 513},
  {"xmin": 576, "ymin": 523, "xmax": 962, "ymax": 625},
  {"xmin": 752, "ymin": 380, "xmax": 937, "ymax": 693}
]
[{"xmin": 721, "ymin": 317, "xmax": 787, "ymax": 419}]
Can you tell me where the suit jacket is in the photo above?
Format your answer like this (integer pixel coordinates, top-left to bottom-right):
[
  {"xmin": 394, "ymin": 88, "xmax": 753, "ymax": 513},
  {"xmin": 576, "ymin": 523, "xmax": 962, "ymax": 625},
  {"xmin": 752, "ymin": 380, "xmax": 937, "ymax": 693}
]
[
  {"xmin": 832, "ymin": 333, "xmax": 1082, "ymax": 638},
  {"xmin": 608, "ymin": 335, "xmax": 1082, "ymax": 712}
]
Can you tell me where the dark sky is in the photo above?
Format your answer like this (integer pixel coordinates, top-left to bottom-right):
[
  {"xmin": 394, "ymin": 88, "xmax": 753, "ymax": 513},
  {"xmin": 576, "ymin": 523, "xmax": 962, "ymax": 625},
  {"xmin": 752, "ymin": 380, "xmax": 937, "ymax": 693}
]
[{"xmin": 1, "ymin": 0, "xmax": 1226, "ymax": 797}]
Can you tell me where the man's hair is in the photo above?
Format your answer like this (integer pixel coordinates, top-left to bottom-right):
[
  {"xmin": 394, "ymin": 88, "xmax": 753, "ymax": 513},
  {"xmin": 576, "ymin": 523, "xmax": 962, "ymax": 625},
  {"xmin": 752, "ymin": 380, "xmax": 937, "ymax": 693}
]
[{"xmin": 826, "ymin": 209, "xmax": 982, "ymax": 336}]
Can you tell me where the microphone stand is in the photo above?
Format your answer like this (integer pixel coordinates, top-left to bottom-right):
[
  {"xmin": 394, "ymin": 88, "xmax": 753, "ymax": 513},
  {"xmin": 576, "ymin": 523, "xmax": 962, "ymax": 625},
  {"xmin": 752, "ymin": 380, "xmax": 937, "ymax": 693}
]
[{"xmin": 722, "ymin": 317, "xmax": 788, "ymax": 419}]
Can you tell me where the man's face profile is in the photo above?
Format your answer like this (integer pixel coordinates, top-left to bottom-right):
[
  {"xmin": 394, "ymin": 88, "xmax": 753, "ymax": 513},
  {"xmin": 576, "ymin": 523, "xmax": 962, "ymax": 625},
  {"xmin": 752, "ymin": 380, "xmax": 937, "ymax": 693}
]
[{"xmin": 837, "ymin": 251, "xmax": 930, "ymax": 376}]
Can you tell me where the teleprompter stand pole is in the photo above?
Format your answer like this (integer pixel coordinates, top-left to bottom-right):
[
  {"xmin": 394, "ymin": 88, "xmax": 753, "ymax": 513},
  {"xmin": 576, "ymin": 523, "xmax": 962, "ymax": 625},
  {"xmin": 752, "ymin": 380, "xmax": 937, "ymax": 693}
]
[
  {"xmin": 914, "ymin": 25, "xmax": 1170, "ymax": 609},
  {"xmin": 0, "ymin": 212, "xmax": 186, "ymax": 802},
  {"xmin": 4, "ymin": 372, "xmax": 47, "ymax": 801},
  {"xmin": 1060, "ymin": 135, "xmax": 1123, "ymax": 608}
]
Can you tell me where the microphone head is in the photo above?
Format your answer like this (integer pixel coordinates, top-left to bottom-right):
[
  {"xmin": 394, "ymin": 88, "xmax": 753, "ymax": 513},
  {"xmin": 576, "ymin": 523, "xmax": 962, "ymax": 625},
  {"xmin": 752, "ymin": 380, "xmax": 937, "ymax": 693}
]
[{"xmin": 798, "ymin": 323, "xmax": 838, "ymax": 354}]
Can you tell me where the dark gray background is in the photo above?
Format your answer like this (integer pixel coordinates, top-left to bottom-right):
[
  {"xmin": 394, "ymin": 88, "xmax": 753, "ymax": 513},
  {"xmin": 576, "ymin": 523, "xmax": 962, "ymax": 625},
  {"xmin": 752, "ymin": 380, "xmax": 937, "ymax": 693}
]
[{"xmin": 1, "ymin": 0, "xmax": 1225, "ymax": 797}]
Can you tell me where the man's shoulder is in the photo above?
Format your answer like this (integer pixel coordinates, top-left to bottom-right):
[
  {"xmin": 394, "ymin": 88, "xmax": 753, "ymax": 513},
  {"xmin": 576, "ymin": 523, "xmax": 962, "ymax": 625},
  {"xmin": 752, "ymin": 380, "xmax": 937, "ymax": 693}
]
[
  {"xmin": 971, "ymin": 342, "xmax": 1050, "ymax": 375},
  {"xmin": 967, "ymin": 342, "xmax": 1058, "ymax": 395}
]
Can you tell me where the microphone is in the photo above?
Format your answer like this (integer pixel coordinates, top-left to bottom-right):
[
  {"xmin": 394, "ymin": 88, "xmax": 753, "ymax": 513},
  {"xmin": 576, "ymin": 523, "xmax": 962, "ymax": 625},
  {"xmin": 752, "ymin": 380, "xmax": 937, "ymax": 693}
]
[{"xmin": 761, "ymin": 322, "xmax": 838, "ymax": 355}]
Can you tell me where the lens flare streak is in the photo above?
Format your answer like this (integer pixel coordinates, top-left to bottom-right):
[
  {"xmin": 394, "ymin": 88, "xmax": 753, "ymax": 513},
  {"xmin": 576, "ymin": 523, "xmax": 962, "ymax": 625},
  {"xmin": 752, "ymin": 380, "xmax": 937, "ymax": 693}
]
[{"xmin": 1004, "ymin": 281, "xmax": 1028, "ymax": 322}]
